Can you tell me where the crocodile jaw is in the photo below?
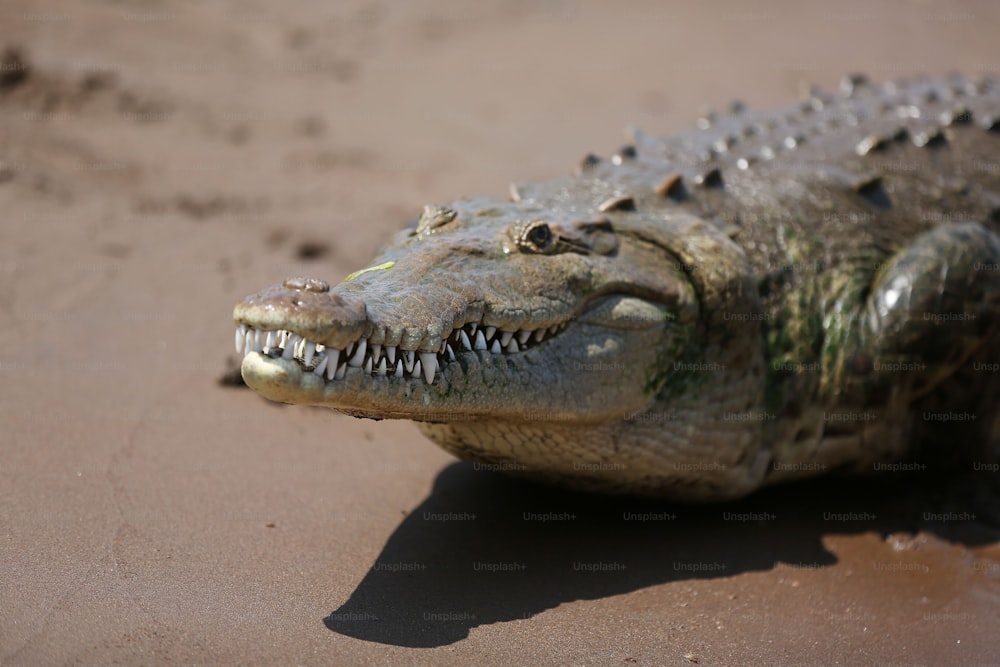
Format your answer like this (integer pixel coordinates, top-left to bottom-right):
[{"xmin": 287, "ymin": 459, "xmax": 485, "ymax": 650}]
[{"xmin": 236, "ymin": 293, "xmax": 688, "ymax": 424}]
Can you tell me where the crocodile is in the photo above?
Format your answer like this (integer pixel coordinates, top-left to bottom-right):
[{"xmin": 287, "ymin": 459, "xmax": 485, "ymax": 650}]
[{"xmin": 233, "ymin": 74, "xmax": 1000, "ymax": 500}]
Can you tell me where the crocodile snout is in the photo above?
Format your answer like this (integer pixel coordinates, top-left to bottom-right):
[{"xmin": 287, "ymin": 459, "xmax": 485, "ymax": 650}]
[{"xmin": 234, "ymin": 279, "xmax": 368, "ymax": 349}]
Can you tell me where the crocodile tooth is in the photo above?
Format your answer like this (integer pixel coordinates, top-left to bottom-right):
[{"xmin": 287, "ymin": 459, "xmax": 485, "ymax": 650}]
[
  {"xmin": 344, "ymin": 340, "xmax": 356, "ymax": 358},
  {"xmin": 282, "ymin": 334, "xmax": 300, "ymax": 360},
  {"xmin": 505, "ymin": 337, "xmax": 519, "ymax": 353},
  {"xmin": 335, "ymin": 362, "xmax": 347, "ymax": 380},
  {"xmin": 404, "ymin": 350, "xmax": 415, "ymax": 373},
  {"xmin": 445, "ymin": 344, "xmax": 456, "ymax": 361},
  {"xmin": 459, "ymin": 330, "xmax": 473, "ymax": 350},
  {"xmin": 326, "ymin": 348, "xmax": 341, "ymax": 374},
  {"xmin": 439, "ymin": 340, "xmax": 447, "ymax": 354},
  {"xmin": 420, "ymin": 353, "xmax": 437, "ymax": 383},
  {"xmin": 371, "ymin": 344, "xmax": 381, "ymax": 364},
  {"xmin": 484, "ymin": 326, "xmax": 497, "ymax": 341},
  {"xmin": 468, "ymin": 323, "xmax": 478, "ymax": 336},
  {"xmin": 517, "ymin": 329, "xmax": 531, "ymax": 345},
  {"xmin": 243, "ymin": 335, "xmax": 254, "ymax": 357},
  {"xmin": 256, "ymin": 329, "xmax": 266, "ymax": 351},
  {"xmin": 247, "ymin": 326, "xmax": 258, "ymax": 352},
  {"xmin": 548, "ymin": 325, "xmax": 560, "ymax": 336},
  {"xmin": 264, "ymin": 330, "xmax": 277, "ymax": 351},
  {"xmin": 278, "ymin": 330, "xmax": 289, "ymax": 348},
  {"xmin": 500, "ymin": 331, "xmax": 513, "ymax": 347},
  {"xmin": 394, "ymin": 360, "xmax": 404, "ymax": 378},
  {"xmin": 364, "ymin": 356, "xmax": 373, "ymax": 374},
  {"xmin": 313, "ymin": 355, "xmax": 329, "ymax": 377},
  {"xmin": 413, "ymin": 358, "xmax": 422, "ymax": 380},
  {"xmin": 385, "ymin": 345, "xmax": 396, "ymax": 364},
  {"xmin": 294, "ymin": 336, "xmax": 307, "ymax": 359},
  {"xmin": 348, "ymin": 338, "xmax": 367, "ymax": 367},
  {"xmin": 303, "ymin": 341, "xmax": 316, "ymax": 366},
  {"xmin": 490, "ymin": 339, "xmax": 501, "ymax": 354},
  {"xmin": 533, "ymin": 329, "xmax": 546, "ymax": 343},
  {"xmin": 376, "ymin": 358, "xmax": 387, "ymax": 376},
  {"xmin": 474, "ymin": 330, "xmax": 487, "ymax": 351},
  {"xmin": 235, "ymin": 325, "xmax": 248, "ymax": 354}
]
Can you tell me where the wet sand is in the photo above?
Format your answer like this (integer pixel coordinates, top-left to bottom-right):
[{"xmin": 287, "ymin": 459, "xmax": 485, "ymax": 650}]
[{"xmin": 2, "ymin": 1, "xmax": 999, "ymax": 664}]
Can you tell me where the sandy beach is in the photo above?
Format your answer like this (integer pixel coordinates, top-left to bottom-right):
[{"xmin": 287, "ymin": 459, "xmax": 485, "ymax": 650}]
[{"xmin": 2, "ymin": 1, "xmax": 999, "ymax": 664}]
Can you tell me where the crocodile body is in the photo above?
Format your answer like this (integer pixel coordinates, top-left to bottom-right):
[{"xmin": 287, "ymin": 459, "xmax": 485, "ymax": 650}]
[{"xmin": 234, "ymin": 75, "xmax": 1000, "ymax": 500}]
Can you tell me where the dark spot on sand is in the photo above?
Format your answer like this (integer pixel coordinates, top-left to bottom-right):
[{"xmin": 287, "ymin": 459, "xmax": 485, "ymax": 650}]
[
  {"xmin": 0, "ymin": 47, "xmax": 30, "ymax": 89},
  {"xmin": 218, "ymin": 356, "xmax": 248, "ymax": 388},
  {"xmin": 296, "ymin": 239, "xmax": 331, "ymax": 260}
]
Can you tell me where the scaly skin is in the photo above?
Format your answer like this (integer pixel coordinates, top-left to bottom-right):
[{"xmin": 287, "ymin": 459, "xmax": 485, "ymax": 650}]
[{"xmin": 234, "ymin": 75, "xmax": 1000, "ymax": 500}]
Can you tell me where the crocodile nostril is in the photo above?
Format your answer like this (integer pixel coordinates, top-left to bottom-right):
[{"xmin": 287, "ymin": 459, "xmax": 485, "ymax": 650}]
[{"xmin": 283, "ymin": 277, "xmax": 330, "ymax": 293}]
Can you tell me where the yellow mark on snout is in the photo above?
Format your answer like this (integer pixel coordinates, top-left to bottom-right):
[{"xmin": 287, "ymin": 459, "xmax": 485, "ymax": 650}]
[{"xmin": 343, "ymin": 261, "xmax": 395, "ymax": 282}]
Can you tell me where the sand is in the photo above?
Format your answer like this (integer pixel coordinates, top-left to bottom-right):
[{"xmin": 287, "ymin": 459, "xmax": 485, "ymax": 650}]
[{"xmin": 2, "ymin": 1, "xmax": 999, "ymax": 664}]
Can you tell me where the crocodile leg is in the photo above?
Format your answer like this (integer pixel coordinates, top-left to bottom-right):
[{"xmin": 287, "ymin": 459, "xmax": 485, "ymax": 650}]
[{"xmin": 861, "ymin": 222, "xmax": 1000, "ymax": 461}]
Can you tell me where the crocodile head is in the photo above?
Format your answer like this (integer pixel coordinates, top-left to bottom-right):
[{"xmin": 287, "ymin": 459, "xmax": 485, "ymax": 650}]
[
  {"xmin": 234, "ymin": 197, "xmax": 702, "ymax": 423},
  {"xmin": 234, "ymin": 190, "xmax": 766, "ymax": 496}
]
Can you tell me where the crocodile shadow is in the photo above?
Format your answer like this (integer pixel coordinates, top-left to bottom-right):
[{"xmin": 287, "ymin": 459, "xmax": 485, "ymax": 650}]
[{"xmin": 324, "ymin": 461, "xmax": 999, "ymax": 647}]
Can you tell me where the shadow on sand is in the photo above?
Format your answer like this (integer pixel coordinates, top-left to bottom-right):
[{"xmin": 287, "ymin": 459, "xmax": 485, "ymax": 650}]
[{"xmin": 324, "ymin": 461, "xmax": 998, "ymax": 647}]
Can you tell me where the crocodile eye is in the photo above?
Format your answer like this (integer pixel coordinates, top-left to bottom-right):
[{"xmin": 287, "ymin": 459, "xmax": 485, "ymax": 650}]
[{"xmin": 520, "ymin": 222, "xmax": 555, "ymax": 253}]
